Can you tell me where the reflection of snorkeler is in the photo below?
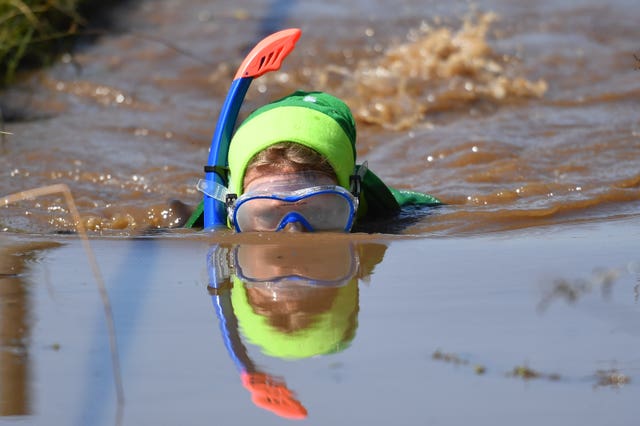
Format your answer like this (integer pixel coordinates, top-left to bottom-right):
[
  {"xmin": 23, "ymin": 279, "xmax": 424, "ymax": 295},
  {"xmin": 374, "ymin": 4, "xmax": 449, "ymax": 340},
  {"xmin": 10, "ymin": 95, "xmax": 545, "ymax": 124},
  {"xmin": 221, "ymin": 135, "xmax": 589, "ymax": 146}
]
[{"xmin": 206, "ymin": 238, "xmax": 386, "ymax": 419}]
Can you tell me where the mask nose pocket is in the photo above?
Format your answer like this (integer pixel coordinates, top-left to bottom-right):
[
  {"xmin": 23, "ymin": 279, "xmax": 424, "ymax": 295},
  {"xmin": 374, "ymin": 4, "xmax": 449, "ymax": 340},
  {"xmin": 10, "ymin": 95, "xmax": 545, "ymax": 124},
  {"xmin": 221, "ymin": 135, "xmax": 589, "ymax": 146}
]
[{"xmin": 276, "ymin": 211, "xmax": 314, "ymax": 232}]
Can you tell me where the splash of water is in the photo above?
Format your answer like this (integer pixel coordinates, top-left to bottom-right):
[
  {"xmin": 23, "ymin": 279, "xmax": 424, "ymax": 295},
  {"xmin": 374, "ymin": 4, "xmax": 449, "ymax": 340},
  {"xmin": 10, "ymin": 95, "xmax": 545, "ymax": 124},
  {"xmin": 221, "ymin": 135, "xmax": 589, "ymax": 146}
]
[{"xmin": 342, "ymin": 13, "xmax": 547, "ymax": 129}]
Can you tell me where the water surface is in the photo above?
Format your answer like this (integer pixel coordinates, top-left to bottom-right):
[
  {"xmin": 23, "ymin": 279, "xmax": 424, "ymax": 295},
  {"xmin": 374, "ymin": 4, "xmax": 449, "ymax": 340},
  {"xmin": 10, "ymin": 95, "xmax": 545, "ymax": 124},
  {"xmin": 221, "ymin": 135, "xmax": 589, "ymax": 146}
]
[
  {"xmin": 1, "ymin": 0, "xmax": 638, "ymax": 235},
  {"xmin": 0, "ymin": 0, "xmax": 639, "ymax": 424},
  {"xmin": 1, "ymin": 219, "xmax": 639, "ymax": 424}
]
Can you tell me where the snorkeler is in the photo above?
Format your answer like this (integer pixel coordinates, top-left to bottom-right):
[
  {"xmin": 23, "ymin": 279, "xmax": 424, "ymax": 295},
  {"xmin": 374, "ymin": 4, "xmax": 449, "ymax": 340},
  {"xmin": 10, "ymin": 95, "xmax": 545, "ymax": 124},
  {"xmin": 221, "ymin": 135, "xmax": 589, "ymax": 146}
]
[
  {"xmin": 188, "ymin": 90, "xmax": 441, "ymax": 231},
  {"xmin": 186, "ymin": 29, "xmax": 441, "ymax": 232}
]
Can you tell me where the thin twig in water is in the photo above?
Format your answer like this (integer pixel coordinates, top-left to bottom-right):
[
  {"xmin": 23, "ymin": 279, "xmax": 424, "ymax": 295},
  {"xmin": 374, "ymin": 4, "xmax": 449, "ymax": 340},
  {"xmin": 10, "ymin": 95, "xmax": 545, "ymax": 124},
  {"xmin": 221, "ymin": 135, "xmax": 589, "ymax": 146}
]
[
  {"xmin": 69, "ymin": 29, "xmax": 217, "ymax": 68},
  {"xmin": 130, "ymin": 31, "xmax": 217, "ymax": 67},
  {"xmin": 2, "ymin": 184, "xmax": 125, "ymax": 407}
]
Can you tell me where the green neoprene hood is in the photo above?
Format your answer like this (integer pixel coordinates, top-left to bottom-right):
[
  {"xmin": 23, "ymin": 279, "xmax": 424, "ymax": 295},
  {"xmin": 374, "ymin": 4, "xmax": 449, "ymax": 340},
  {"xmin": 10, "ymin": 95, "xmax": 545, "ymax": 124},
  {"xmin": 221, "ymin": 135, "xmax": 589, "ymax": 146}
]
[
  {"xmin": 231, "ymin": 277, "xmax": 358, "ymax": 359},
  {"xmin": 228, "ymin": 91, "xmax": 357, "ymax": 195}
]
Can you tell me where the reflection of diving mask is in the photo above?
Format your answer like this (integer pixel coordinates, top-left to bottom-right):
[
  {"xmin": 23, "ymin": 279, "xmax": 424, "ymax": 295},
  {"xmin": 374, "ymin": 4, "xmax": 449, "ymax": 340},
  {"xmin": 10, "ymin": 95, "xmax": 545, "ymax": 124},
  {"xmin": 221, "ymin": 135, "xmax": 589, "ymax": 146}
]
[{"xmin": 232, "ymin": 241, "xmax": 359, "ymax": 287}]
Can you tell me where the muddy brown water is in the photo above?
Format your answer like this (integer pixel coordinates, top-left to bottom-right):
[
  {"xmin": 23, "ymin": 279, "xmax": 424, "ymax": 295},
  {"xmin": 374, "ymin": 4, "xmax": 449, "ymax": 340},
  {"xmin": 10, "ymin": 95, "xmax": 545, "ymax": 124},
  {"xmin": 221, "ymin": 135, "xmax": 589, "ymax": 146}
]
[
  {"xmin": 0, "ymin": 0, "xmax": 639, "ymax": 424},
  {"xmin": 1, "ymin": 0, "xmax": 638, "ymax": 235}
]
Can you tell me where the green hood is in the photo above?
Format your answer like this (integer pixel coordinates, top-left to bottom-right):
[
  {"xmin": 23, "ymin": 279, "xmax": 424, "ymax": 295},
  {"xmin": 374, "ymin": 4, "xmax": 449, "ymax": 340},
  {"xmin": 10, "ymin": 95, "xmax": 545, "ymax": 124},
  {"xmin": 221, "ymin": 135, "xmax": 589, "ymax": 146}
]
[{"xmin": 228, "ymin": 91, "xmax": 357, "ymax": 196}]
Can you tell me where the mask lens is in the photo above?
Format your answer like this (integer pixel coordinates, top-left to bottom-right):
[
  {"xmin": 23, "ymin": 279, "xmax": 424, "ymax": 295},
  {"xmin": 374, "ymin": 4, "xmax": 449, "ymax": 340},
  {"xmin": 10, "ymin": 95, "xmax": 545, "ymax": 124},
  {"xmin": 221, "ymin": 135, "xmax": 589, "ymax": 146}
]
[{"xmin": 232, "ymin": 187, "xmax": 357, "ymax": 232}]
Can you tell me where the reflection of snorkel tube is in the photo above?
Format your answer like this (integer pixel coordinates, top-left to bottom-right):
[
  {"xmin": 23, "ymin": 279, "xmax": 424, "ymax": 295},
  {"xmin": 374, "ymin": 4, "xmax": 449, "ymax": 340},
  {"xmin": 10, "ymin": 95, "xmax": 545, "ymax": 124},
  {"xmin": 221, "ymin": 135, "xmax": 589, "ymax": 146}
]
[
  {"xmin": 201, "ymin": 29, "xmax": 301, "ymax": 229},
  {"xmin": 207, "ymin": 245, "xmax": 308, "ymax": 419},
  {"xmin": 207, "ymin": 250, "xmax": 307, "ymax": 419},
  {"xmin": 206, "ymin": 240, "xmax": 372, "ymax": 419}
]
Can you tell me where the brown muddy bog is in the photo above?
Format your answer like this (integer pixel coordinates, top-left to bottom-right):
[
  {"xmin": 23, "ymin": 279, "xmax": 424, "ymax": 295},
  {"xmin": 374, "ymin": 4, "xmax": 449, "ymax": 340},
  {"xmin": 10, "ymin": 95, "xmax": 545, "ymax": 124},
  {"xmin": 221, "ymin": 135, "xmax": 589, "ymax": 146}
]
[
  {"xmin": 1, "ymin": 0, "xmax": 638, "ymax": 236},
  {"xmin": 0, "ymin": 1, "xmax": 639, "ymax": 425}
]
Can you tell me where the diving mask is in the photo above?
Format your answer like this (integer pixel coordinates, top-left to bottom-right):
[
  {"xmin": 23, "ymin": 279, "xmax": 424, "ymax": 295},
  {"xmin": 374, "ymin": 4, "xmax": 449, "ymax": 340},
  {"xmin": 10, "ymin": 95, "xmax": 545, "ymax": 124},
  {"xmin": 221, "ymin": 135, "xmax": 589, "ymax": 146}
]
[
  {"xmin": 230, "ymin": 186, "xmax": 357, "ymax": 232},
  {"xmin": 198, "ymin": 171, "xmax": 360, "ymax": 232}
]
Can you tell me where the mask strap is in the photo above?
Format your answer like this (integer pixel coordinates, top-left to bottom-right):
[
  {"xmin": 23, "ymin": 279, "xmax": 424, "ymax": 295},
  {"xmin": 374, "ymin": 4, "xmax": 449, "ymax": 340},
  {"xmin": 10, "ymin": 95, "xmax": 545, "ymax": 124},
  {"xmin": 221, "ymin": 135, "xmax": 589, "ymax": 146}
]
[
  {"xmin": 203, "ymin": 165, "xmax": 229, "ymax": 186},
  {"xmin": 196, "ymin": 179, "xmax": 228, "ymax": 203},
  {"xmin": 350, "ymin": 161, "xmax": 368, "ymax": 198}
]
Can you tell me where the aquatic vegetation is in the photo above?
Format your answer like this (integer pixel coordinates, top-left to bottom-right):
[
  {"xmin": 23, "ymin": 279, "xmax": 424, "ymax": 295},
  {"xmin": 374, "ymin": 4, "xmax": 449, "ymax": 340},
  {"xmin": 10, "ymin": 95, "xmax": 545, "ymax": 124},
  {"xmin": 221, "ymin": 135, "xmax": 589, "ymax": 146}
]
[
  {"xmin": 474, "ymin": 365, "xmax": 486, "ymax": 375},
  {"xmin": 510, "ymin": 365, "xmax": 540, "ymax": 379},
  {"xmin": 594, "ymin": 369, "xmax": 630, "ymax": 389},
  {"xmin": 1, "ymin": 0, "xmax": 83, "ymax": 84},
  {"xmin": 537, "ymin": 268, "xmax": 623, "ymax": 312},
  {"xmin": 432, "ymin": 349, "xmax": 468, "ymax": 365},
  {"xmin": 508, "ymin": 365, "xmax": 561, "ymax": 381},
  {"xmin": 0, "ymin": 0, "xmax": 126, "ymax": 85},
  {"xmin": 432, "ymin": 351, "xmax": 636, "ymax": 388},
  {"xmin": 432, "ymin": 349, "xmax": 487, "ymax": 375}
]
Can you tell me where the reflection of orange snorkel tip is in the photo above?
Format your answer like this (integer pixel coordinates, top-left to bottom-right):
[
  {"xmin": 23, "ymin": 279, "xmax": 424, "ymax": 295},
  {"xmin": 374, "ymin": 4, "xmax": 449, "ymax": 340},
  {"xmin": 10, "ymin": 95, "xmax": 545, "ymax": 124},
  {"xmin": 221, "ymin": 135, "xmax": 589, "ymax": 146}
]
[{"xmin": 240, "ymin": 372, "xmax": 308, "ymax": 420}]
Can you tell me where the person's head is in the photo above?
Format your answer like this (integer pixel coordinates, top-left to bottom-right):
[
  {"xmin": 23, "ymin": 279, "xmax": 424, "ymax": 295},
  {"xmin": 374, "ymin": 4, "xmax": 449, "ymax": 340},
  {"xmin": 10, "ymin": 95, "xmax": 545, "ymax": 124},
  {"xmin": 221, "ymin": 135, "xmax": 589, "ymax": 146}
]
[{"xmin": 226, "ymin": 91, "xmax": 359, "ymax": 232}]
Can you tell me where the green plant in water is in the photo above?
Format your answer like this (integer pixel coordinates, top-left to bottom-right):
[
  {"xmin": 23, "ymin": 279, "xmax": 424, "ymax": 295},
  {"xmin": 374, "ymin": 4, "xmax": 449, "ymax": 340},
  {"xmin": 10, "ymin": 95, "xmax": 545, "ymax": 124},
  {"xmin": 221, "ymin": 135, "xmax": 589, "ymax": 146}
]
[{"xmin": 0, "ymin": 0, "xmax": 85, "ymax": 85}]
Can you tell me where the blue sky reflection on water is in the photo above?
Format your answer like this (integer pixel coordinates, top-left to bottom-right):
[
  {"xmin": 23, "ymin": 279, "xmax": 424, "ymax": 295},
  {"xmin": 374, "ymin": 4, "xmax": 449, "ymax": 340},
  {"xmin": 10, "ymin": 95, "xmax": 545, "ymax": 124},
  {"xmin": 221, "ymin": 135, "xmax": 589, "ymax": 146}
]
[{"xmin": 0, "ymin": 216, "xmax": 636, "ymax": 425}]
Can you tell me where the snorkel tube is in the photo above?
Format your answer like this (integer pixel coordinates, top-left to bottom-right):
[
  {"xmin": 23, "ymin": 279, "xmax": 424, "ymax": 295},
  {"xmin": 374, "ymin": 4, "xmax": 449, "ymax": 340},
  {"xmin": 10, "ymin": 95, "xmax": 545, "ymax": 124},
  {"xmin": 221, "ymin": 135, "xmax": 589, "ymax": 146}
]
[{"xmin": 203, "ymin": 29, "xmax": 302, "ymax": 229}]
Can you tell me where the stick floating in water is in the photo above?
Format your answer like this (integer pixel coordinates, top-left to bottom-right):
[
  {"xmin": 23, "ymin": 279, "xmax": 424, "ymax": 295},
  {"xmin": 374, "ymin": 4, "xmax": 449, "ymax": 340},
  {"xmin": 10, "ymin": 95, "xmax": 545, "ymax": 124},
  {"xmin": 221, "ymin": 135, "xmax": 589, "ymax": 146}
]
[{"xmin": 2, "ymin": 184, "xmax": 125, "ymax": 409}]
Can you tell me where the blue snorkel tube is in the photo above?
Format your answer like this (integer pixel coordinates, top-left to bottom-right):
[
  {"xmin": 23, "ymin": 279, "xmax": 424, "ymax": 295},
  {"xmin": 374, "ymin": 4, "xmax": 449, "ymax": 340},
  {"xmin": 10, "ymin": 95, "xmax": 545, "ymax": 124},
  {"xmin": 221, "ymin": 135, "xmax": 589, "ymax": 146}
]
[{"xmin": 203, "ymin": 29, "xmax": 302, "ymax": 229}]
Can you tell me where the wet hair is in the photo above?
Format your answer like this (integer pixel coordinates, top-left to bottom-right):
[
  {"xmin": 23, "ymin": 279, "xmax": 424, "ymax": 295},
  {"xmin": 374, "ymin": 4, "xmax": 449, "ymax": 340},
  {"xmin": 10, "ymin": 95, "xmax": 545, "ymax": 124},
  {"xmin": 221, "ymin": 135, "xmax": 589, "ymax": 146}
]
[{"xmin": 243, "ymin": 142, "xmax": 337, "ymax": 189}]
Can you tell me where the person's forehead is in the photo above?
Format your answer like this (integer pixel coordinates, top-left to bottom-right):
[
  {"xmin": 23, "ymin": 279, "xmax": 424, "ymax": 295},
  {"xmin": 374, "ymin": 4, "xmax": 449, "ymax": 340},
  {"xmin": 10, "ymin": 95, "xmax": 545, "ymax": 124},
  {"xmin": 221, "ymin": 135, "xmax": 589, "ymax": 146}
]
[{"xmin": 244, "ymin": 171, "xmax": 337, "ymax": 192}]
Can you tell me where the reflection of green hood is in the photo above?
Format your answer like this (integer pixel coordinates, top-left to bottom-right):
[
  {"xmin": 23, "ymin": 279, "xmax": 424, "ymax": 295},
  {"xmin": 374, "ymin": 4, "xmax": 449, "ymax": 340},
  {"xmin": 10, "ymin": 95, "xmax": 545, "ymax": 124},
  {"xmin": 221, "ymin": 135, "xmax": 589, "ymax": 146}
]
[
  {"xmin": 228, "ymin": 91, "xmax": 357, "ymax": 196},
  {"xmin": 231, "ymin": 277, "xmax": 358, "ymax": 359}
]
